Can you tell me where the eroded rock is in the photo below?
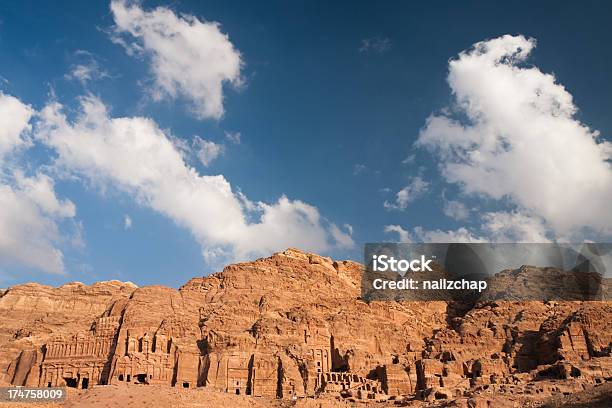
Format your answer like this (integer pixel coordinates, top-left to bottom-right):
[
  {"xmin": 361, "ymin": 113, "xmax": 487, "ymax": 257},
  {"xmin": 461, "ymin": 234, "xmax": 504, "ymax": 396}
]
[{"xmin": 0, "ymin": 249, "xmax": 609, "ymax": 405}]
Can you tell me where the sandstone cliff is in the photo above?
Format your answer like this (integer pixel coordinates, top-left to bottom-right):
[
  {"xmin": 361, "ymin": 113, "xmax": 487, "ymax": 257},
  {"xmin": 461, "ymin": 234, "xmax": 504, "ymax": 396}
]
[{"xmin": 0, "ymin": 249, "xmax": 610, "ymax": 406}]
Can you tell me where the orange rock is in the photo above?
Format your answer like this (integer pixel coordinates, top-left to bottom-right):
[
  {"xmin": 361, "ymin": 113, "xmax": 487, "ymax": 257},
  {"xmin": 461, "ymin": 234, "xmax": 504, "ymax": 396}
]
[{"xmin": 0, "ymin": 249, "xmax": 610, "ymax": 405}]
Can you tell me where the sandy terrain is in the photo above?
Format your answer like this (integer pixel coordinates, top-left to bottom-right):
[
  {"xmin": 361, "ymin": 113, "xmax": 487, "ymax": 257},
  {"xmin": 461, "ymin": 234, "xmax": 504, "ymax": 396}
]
[{"xmin": 1, "ymin": 382, "xmax": 611, "ymax": 408}]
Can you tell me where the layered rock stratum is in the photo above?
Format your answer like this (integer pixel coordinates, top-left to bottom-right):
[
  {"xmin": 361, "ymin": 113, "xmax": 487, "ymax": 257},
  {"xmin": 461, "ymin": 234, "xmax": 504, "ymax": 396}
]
[{"xmin": 0, "ymin": 248, "xmax": 610, "ymax": 407}]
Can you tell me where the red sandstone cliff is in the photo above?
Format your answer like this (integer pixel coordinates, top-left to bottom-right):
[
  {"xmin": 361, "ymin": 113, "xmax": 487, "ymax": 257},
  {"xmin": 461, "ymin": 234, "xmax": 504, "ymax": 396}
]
[{"xmin": 0, "ymin": 249, "xmax": 610, "ymax": 406}]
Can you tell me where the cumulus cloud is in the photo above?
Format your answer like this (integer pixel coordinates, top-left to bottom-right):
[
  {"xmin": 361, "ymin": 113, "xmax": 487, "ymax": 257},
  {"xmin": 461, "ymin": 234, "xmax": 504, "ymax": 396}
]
[
  {"xmin": 35, "ymin": 96, "xmax": 351, "ymax": 263},
  {"xmin": 13, "ymin": 171, "xmax": 75, "ymax": 218},
  {"xmin": 0, "ymin": 174, "xmax": 76, "ymax": 275},
  {"xmin": 412, "ymin": 226, "xmax": 485, "ymax": 243},
  {"xmin": 384, "ymin": 176, "xmax": 429, "ymax": 210},
  {"xmin": 384, "ymin": 224, "xmax": 483, "ymax": 243},
  {"xmin": 65, "ymin": 51, "xmax": 110, "ymax": 85},
  {"xmin": 110, "ymin": 0, "xmax": 243, "ymax": 120},
  {"xmin": 384, "ymin": 225, "xmax": 412, "ymax": 242},
  {"xmin": 329, "ymin": 223, "xmax": 354, "ymax": 249},
  {"xmin": 384, "ymin": 210, "xmax": 549, "ymax": 244},
  {"xmin": 443, "ymin": 200, "xmax": 469, "ymax": 221},
  {"xmin": 0, "ymin": 92, "xmax": 33, "ymax": 156},
  {"xmin": 481, "ymin": 211, "xmax": 549, "ymax": 242},
  {"xmin": 193, "ymin": 137, "xmax": 224, "ymax": 167},
  {"xmin": 417, "ymin": 34, "xmax": 612, "ymax": 240},
  {"xmin": 0, "ymin": 93, "xmax": 75, "ymax": 274}
]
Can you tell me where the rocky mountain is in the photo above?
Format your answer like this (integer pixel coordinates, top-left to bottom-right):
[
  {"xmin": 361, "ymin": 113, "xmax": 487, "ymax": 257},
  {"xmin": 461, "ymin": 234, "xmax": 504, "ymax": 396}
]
[{"xmin": 0, "ymin": 248, "xmax": 610, "ymax": 406}]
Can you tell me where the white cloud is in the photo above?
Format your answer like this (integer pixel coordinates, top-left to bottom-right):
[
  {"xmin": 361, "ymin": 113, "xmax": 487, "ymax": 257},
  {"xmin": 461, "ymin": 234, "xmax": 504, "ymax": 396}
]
[
  {"xmin": 66, "ymin": 63, "xmax": 109, "ymax": 85},
  {"xmin": 35, "ymin": 96, "xmax": 351, "ymax": 263},
  {"xmin": 343, "ymin": 223, "xmax": 353, "ymax": 236},
  {"xmin": 110, "ymin": 0, "xmax": 243, "ymax": 120},
  {"xmin": 65, "ymin": 52, "xmax": 110, "ymax": 85},
  {"xmin": 0, "ymin": 181, "xmax": 70, "ymax": 275},
  {"xmin": 359, "ymin": 36, "xmax": 391, "ymax": 54},
  {"xmin": 224, "ymin": 131, "xmax": 241, "ymax": 144},
  {"xmin": 417, "ymin": 34, "xmax": 612, "ymax": 239},
  {"xmin": 193, "ymin": 137, "xmax": 224, "ymax": 167},
  {"xmin": 401, "ymin": 154, "xmax": 416, "ymax": 165},
  {"xmin": 384, "ymin": 176, "xmax": 429, "ymax": 210},
  {"xmin": 384, "ymin": 210, "xmax": 549, "ymax": 244},
  {"xmin": 384, "ymin": 224, "xmax": 483, "ymax": 243},
  {"xmin": 13, "ymin": 171, "xmax": 75, "ymax": 218},
  {"xmin": 0, "ymin": 92, "xmax": 33, "ymax": 157},
  {"xmin": 329, "ymin": 223, "xmax": 354, "ymax": 249},
  {"xmin": 124, "ymin": 214, "xmax": 132, "ymax": 230},
  {"xmin": 0, "ymin": 92, "xmax": 76, "ymax": 275},
  {"xmin": 384, "ymin": 225, "xmax": 412, "ymax": 242},
  {"xmin": 443, "ymin": 200, "xmax": 469, "ymax": 221},
  {"xmin": 481, "ymin": 211, "xmax": 549, "ymax": 242},
  {"xmin": 413, "ymin": 226, "xmax": 485, "ymax": 243}
]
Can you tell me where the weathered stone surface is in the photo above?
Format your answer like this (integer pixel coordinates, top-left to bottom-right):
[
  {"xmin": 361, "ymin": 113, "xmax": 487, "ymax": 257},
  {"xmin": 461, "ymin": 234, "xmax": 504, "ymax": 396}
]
[
  {"xmin": 0, "ymin": 280, "xmax": 137, "ymax": 386},
  {"xmin": 0, "ymin": 249, "xmax": 610, "ymax": 406}
]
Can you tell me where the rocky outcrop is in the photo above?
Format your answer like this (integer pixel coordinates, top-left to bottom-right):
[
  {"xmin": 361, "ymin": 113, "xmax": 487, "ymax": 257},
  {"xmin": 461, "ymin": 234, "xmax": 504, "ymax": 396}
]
[
  {"xmin": 483, "ymin": 265, "xmax": 609, "ymax": 301},
  {"xmin": 0, "ymin": 249, "xmax": 610, "ymax": 405},
  {"xmin": 0, "ymin": 280, "xmax": 136, "ymax": 386}
]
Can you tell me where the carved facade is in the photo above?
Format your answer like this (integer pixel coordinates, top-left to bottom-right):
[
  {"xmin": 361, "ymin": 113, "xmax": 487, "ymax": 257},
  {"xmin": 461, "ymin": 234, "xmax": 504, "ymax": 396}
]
[
  {"xmin": 110, "ymin": 331, "xmax": 176, "ymax": 386},
  {"xmin": 41, "ymin": 316, "xmax": 120, "ymax": 389},
  {"xmin": 29, "ymin": 304, "xmax": 612, "ymax": 402},
  {"xmin": 38, "ymin": 316, "xmax": 202, "ymax": 390},
  {"xmin": 318, "ymin": 371, "xmax": 385, "ymax": 400},
  {"xmin": 34, "ymin": 313, "xmax": 390, "ymax": 401},
  {"xmin": 204, "ymin": 352, "xmax": 281, "ymax": 397}
]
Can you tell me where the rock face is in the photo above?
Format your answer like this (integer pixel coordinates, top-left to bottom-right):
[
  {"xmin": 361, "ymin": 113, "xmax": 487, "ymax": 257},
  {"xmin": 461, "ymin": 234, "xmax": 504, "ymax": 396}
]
[
  {"xmin": 0, "ymin": 280, "xmax": 137, "ymax": 388},
  {"xmin": 0, "ymin": 249, "xmax": 610, "ymax": 405}
]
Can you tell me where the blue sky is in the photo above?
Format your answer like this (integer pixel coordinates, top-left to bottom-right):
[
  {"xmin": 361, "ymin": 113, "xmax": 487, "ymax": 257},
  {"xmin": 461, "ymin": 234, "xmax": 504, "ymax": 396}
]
[{"xmin": 0, "ymin": 1, "xmax": 611, "ymax": 287}]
